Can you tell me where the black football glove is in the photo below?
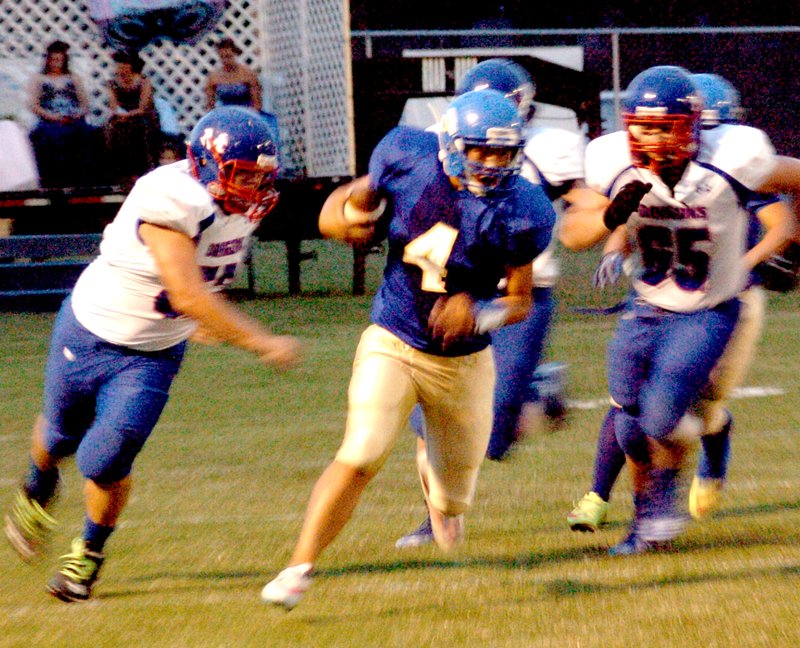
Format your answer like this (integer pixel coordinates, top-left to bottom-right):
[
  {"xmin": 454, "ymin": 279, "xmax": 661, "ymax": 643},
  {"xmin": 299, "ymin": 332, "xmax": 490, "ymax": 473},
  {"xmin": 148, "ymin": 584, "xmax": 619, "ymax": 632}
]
[
  {"xmin": 755, "ymin": 242, "xmax": 800, "ymax": 292},
  {"xmin": 603, "ymin": 181, "xmax": 652, "ymax": 230}
]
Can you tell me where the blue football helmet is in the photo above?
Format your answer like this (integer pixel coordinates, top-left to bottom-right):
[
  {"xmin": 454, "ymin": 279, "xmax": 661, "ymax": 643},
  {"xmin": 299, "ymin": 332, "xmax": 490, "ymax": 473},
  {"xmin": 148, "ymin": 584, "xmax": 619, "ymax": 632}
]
[
  {"xmin": 438, "ymin": 89, "xmax": 525, "ymax": 197},
  {"xmin": 456, "ymin": 58, "xmax": 536, "ymax": 122},
  {"xmin": 623, "ymin": 65, "xmax": 702, "ymax": 175},
  {"xmin": 188, "ymin": 106, "xmax": 280, "ymax": 222},
  {"xmin": 690, "ymin": 73, "xmax": 744, "ymax": 128}
]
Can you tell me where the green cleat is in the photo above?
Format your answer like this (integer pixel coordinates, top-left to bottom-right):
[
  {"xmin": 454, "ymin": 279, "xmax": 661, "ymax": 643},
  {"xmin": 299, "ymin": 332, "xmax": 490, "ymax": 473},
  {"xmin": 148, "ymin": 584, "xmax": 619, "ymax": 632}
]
[
  {"xmin": 4, "ymin": 488, "xmax": 58, "ymax": 561},
  {"xmin": 688, "ymin": 476, "xmax": 724, "ymax": 521},
  {"xmin": 567, "ymin": 492, "xmax": 608, "ymax": 532},
  {"xmin": 47, "ymin": 538, "xmax": 105, "ymax": 602}
]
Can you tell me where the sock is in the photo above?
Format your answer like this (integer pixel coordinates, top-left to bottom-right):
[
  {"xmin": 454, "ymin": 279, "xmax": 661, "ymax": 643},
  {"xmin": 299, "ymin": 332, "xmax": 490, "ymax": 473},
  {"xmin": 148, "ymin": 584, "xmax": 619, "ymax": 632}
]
[
  {"xmin": 24, "ymin": 459, "xmax": 60, "ymax": 506},
  {"xmin": 697, "ymin": 414, "xmax": 732, "ymax": 480},
  {"xmin": 591, "ymin": 408, "xmax": 626, "ymax": 501},
  {"xmin": 83, "ymin": 517, "xmax": 114, "ymax": 554},
  {"xmin": 639, "ymin": 467, "xmax": 680, "ymax": 519}
]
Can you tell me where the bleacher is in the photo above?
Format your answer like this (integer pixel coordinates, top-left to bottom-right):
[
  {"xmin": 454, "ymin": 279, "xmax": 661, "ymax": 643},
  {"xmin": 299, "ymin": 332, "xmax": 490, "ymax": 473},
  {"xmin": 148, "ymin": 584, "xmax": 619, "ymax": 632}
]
[
  {"xmin": 0, "ymin": 177, "xmax": 371, "ymax": 309},
  {"xmin": 0, "ymin": 232, "xmax": 101, "ymax": 309}
]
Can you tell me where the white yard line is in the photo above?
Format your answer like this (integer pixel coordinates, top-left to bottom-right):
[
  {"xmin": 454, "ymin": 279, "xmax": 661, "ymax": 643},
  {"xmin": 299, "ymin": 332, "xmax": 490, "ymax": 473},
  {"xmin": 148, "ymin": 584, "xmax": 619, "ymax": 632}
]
[{"xmin": 567, "ymin": 386, "xmax": 786, "ymax": 410}]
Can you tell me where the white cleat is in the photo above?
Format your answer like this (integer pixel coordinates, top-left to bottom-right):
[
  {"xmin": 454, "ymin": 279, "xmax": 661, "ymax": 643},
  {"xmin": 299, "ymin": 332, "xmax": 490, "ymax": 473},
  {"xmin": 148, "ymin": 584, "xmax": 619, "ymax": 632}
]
[{"xmin": 261, "ymin": 563, "xmax": 313, "ymax": 611}]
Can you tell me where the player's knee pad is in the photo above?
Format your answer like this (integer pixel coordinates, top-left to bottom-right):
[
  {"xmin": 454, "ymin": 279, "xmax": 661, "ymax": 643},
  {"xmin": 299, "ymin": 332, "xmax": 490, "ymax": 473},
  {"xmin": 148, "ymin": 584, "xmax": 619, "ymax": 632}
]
[
  {"xmin": 38, "ymin": 414, "xmax": 84, "ymax": 459},
  {"xmin": 77, "ymin": 454, "xmax": 132, "ymax": 484},
  {"xmin": 43, "ymin": 429, "xmax": 82, "ymax": 461},
  {"xmin": 614, "ymin": 409, "xmax": 649, "ymax": 463},
  {"xmin": 334, "ymin": 442, "xmax": 388, "ymax": 476},
  {"xmin": 485, "ymin": 409, "xmax": 519, "ymax": 461},
  {"xmin": 637, "ymin": 404, "xmax": 685, "ymax": 443},
  {"xmin": 426, "ymin": 467, "xmax": 474, "ymax": 517},
  {"xmin": 76, "ymin": 442, "xmax": 134, "ymax": 484}
]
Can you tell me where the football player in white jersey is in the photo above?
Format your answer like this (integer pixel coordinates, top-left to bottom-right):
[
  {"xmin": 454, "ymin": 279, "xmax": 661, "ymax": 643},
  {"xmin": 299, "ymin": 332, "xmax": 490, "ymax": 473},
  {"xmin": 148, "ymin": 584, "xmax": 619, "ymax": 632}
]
[
  {"xmin": 4, "ymin": 106, "xmax": 300, "ymax": 601},
  {"xmin": 560, "ymin": 65, "xmax": 800, "ymax": 554},
  {"xmin": 565, "ymin": 72, "xmax": 798, "ymax": 533},
  {"xmin": 395, "ymin": 58, "xmax": 587, "ymax": 548}
]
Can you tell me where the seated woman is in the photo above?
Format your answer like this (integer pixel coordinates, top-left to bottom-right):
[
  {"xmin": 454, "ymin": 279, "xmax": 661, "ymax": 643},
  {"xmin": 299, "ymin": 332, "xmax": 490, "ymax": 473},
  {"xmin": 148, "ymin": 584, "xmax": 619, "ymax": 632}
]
[
  {"xmin": 104, "ymin": 51, "xmax": 161, "ymax": 186},
  {"xmin": 205, "ymin": 38, "xmax": 262, "ymax": 110},
  {"xmin": 28, "ymin": 40, "xmax": 98, "ymax": 188}
]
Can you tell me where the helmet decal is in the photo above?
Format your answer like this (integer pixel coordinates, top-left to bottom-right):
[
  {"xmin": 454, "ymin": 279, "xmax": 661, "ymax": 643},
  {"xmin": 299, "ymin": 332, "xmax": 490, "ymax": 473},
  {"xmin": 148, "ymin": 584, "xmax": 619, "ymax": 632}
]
[{"xmin": 199, "ymin": 128, "xmax": 230, "ymax": 155}]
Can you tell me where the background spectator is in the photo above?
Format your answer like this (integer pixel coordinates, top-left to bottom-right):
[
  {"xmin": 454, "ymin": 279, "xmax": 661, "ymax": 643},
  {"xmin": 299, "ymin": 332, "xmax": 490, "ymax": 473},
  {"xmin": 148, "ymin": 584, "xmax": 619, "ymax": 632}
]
[
  {"xmin": 158, "ymin": 136, "xmax": 185, "ymax": 166},
  {"xmin": 205, "ymin": 37, "xmax": 262, "ymax": 110},
  {"xmin": 104, "ymin": 51, "xmax": 161, "ymax": 186},
  {"xmin": 28, "ymin": 40, "xmax": 100, "ymax": 188}
]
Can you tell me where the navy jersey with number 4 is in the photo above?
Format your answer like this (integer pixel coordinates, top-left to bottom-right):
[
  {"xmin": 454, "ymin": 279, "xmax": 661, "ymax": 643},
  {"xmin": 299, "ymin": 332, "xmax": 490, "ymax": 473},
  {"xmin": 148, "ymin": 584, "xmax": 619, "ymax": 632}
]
[{"xmin": 368, "ymin": 126, "xmax": 555, "ymax": 356}]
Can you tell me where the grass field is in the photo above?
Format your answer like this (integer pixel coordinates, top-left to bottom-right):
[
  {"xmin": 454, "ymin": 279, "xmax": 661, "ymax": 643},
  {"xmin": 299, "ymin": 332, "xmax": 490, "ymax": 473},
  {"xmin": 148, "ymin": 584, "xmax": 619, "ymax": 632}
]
[{"xmin": 1, "ymin": 239, "xmax": 799, "ymax": 647}]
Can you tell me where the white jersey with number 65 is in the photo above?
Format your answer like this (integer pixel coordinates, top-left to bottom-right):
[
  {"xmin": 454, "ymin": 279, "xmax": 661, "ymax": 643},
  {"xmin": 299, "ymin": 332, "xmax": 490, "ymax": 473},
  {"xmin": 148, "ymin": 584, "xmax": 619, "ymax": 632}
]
[{"xmin": 585, "ymin": 125, "xmax": 776, "ymax": 312}]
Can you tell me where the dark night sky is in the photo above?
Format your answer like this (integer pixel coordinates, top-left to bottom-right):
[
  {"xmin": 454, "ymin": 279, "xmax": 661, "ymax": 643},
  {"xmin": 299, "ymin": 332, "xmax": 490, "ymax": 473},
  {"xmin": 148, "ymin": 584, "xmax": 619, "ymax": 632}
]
[
  {"xmin": 347, "ymin": 3, "xmax": 800, "ymax": 156},
  {"xmin": 350, "ymin": 2, "xmax": 799, "ymax": 30}
]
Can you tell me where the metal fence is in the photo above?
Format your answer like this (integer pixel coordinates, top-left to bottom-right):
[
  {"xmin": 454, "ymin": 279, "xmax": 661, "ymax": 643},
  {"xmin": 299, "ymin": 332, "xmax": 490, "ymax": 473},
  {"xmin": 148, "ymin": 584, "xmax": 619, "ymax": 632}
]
[{"xmin": 351, "ymin": 26, "xmax": 800, "ymax": 156}]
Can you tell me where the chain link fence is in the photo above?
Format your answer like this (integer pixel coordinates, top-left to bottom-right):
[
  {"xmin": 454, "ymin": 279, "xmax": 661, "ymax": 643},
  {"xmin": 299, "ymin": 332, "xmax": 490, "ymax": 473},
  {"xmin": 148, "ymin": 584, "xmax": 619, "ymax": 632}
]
[{"xmin": 352, "ymin": 27, "xmax": 800, "ymax": 156}]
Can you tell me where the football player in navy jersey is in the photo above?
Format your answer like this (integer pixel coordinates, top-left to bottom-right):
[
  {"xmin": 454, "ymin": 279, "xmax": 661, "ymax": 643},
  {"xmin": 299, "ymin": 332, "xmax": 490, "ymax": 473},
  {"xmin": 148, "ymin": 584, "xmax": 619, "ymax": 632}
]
[
  {"xmin": 559, "ymin": 66, "xmax": 800, "ymax": 555},
  {"xmin": 4, "ymin": 106, "xmax": 300, "ymax": 602},
  {"xmin": 451, "ymin": 59, "xmax": 584, "ymax": 455},
  {"xmin": 395, "ymin": 58, "xmax": 587, "ymax": 549},
  {"xmin": 261, "ymin": 89, "xmax": 556, "ymax": 610},
  {"xmin": 565, "ymin": 72, "xmax": 796, "ymax": 533}
]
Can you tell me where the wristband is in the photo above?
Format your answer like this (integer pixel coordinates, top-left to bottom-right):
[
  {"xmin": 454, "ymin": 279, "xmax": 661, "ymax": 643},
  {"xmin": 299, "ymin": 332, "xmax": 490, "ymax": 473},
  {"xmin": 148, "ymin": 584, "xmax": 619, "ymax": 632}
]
[
  {"xmin": 472, "ymin": 299, "xmax": 510, "ymax": 334},
  {"xmin": 343, "ymin": 196, "xmax": 387, "ymax": 224}
]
